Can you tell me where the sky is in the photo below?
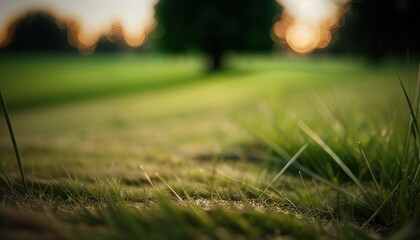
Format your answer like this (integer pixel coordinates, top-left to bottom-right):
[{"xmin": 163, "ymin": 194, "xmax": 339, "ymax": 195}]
[
  {"xmin": 0, "ymin": 0, "xmax": 158, "ymax": 53},
  {"xmin": 274, "ymin": 0, "xmax": 350, "ymax": 54},
  {"xmin": 0, "ymin": 0, "xmax": 350, "ymax": 54}
]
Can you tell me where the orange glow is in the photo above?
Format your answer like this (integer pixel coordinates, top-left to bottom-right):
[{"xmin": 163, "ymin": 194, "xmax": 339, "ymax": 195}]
[
  {"xmin": 77, "ymin": 30, "xmax": 100, "ymax": 48},
  {"xmin": 274, "ymin": 0, "xmax": 350, "ymax": 54},
  {"xmin": 0, "ymin": 0, "xmax": 158, "ymax": 54},
  {"xmin": 0, "ymin": 28, "xmax": 10, "ymax": 47},
  {"xmin": 123, "ymin": 33, "xmax": 146, "ymax": 48},
  {"xmin": 286, "ymin": 24, "xmax": 319, "ymax": 54},
  {"xmin": 317, "ymin": 28, "xmax": 332, "ymax": 48},
  {"xmin": 122, "ymin": 18, "xmax": 155, "ymax": 47},
  {"xmin": 0, "ymin": 15, "xmax": 19, "ymax": 48}
]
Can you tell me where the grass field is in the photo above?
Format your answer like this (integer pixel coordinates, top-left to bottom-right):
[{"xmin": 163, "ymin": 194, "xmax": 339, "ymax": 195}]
[{"xmin": 0, "ymin": 53, "xmax": 419, "ymax": 239}]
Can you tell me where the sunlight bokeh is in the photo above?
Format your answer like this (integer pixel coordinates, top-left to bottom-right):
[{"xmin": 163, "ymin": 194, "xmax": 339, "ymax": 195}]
[
  {"xmin": 0, "ymin": 0, "xmax": 157, "ymax": 54},
  {"xmin": 274, "ymin": 0, "xmax": 350, "ymax": 54}
]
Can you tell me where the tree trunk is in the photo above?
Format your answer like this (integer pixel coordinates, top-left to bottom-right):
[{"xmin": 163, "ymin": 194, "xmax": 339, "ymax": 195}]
[
  {"xmin": 207, "ymin": 51, "xmax": 224, "ymax": 72},
  {"xmin": 210, "ymin": 52, "xmax": 223, "ymax": 71}
]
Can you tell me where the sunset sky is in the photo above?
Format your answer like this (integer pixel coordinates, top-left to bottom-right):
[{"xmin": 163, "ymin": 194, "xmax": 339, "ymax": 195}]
[
  {"xmin": 0, "ymin": 0, "xmax": 158, "ymax": 52},
  {"xmin": 274, "ymin": 0, "xmax": 350, "ymax": 54},
  {"xmin": 0, "ymin": 0, "xmax": 349, "ymax": 54}
]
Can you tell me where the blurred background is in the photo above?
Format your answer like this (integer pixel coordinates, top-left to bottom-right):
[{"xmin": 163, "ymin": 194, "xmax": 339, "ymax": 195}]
[
  {"xmin": 0, "ymin": 0, "xmax": 418, "ymax": 66},
  {"xmin": 0, "ymin": 0, "xmax": 419, "ymax": 126}
]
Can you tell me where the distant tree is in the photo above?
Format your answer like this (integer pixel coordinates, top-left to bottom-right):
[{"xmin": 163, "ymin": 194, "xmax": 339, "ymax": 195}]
[
  {"xmin": 329, "ymin": 0, "xmax": 420, "ymax": 60},
  {"xmin": 156, "ymin": 0, "xmax": 279, "ymax": 71},
  {"xmin": 2, "ymin": 12, "xmax": 72, "ymax": 52}
]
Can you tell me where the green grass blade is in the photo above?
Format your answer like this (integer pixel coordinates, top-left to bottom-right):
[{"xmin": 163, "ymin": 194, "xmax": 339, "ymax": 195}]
[
  {"xmin": 403, "ymin": 118, "xmax": 413, "ymax": 165},
  {"xmin": 414, "ymin": 63, "xmax": 420, "ymax": 117},
  {"xmin": 359, "ymin": 143, "xmax": 381, "ymax": 194},
  {"xmin": 399, "ymin": 77, "xmax": 420, "ymax": 135},
  {"xmin": 416, "ymin": 64, "xmax": 420, "ymax": 159},
  {"xmin": 297, "ymin": 120, "xmax": 365, "ymax": 193},
  {"xmin": 294, "ymin": 161, "xmax": 362, "ymax": 201},
  {"xmin": 140, "ymin": 165, "xmax": 156, "ymax": 191},
  {"xmin": 258, "ymin": 144, "xmax": 307, "ymax": 199},
  {"xmin": 313, "ymin": 180, "xmax": 336, "ymax": 222},
  {"xmin": 412, "ymin": 163, "xmax": 420, "ymax": 190},
  {"xmin": 299, "ymin": 171, "xmax": 317, "ymax": 219},
  {"xmin": 361, "ymin": 182, "xmax": 401, "ymax": 228},
  {"xmin": 255, "ymin": 127, "xmax": 362, "ymax": 200},
  {"xmin": 156, "ymin": 173, "xmax": 184, "ymax": 202},
  {"xmin": 0, "ymin": 90, "xmax": 27, "ymax": 190}
]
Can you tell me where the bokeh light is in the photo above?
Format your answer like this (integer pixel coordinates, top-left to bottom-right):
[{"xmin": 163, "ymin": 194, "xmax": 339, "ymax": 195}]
[
  {"xmin": 0, "ymin": 0, "xmax": 158, "ymax": 54},
  {"xmin": 274, "ymin": 0, "xmax": 350, "ymax": 54},
  {"xmin": 285, "ymin": 23, "xmax": 319, "ymax": 54}
]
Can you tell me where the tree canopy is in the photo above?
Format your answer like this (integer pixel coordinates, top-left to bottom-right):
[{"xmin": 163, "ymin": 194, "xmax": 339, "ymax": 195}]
[
  {"xmin": 329, "ymin": 0, "xmax": 420, "ymax": 60},
  {"xmin": 1, "ymin": 12, "xmax": 72, "ymax": 53},
  {"xmin": 2, "ymin": 1, "xmax": 419, "ymax": 63},
  {"xmin": 155, "ymin": 0, "xmax": 279, "ymax": 71}
]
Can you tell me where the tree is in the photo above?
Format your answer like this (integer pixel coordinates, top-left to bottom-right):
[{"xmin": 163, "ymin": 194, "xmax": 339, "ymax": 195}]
[
  {"xmin": 156, "ymin": 0, "xmax": 279, "ymax": 71},
  {"xmin": 2, "ymin": 12, "xmax": 72, "ymax": 53},
  {"xmin": 329, "ymin": 0, "xmax": 420, "ymax": 60}
]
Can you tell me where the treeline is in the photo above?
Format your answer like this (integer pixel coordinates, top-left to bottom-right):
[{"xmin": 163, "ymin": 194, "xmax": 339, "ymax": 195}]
[
  {"xmin": 1, "ymin": 0, "xmax": 419, "ymax": 62},
  {"xmin": 329, "ymin": 0, "xmax": 420, "ymax": 60}
]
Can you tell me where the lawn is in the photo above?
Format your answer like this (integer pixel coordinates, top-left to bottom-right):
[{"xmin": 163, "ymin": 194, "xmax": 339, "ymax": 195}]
[{"xmin": 0, "ymin": 53, "xmax": 419, "ymax": 239}]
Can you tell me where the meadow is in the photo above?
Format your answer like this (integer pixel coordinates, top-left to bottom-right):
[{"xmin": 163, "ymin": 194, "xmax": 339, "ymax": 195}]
[{"xmin": 0, "ymin": 53, "xmax": 419, "ymax": 239}]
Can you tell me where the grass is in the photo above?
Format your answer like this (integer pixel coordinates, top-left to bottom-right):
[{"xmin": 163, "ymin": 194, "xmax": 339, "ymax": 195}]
[
  {"xmin": 0, "ymin": 91, "xmax": 26, "ymax": 189},
  {"xmin": 242, "ymin": 61, "xmax": 420, "ymax": 235},
  {"xmin": 0, "ymin": 53, "xmax": 419, "ymax": 239}
]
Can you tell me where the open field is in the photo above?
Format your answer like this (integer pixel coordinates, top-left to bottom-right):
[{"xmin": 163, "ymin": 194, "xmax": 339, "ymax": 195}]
[{"xmin": 0, "ymin": 54, "xmax": 419, "ymax": 239}]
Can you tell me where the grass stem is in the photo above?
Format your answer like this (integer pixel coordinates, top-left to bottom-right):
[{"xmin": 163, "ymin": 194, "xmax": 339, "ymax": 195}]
[
  {"xmin": 258, "ymin": 144, "xmax": 307, "ymax": 200},
  {"xmin": 0, "ymin": 91, "xmax": 27, "ymax": 190}
]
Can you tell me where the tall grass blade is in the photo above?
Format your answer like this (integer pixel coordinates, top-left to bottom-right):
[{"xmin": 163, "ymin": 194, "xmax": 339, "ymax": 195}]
[
  {"xmin": 416, "ymin": 64, "xmax": 420, "ymax": 159},
  {"xmin": 140, "ymin": 165, "xmax": 156, "ymax": 191},
  {"xmin": 258, "ymin": 144, "xmax": 307, "ymax": 200},
  {"xmin": 399, "ymin": 77, "xmax": 420, "ymax": 135},
  {"xmin": 403, "ymin": 118, "xmax": 413, "ymax": 165},
  {"xmin": 361, "ymin": 182, "xmax": 401, "ymax": 229},
  {"xmin": 412, "ymin": 163, "xmax": 420, "ymax": 190},
  {"xmin": 0, "ymin": 91, "xmax": 27, "ymax": 190},
  {"xmin": 284, "ymin": 197, "xmax": 303, "ymax": 215},
  {"xmin": 413, "ymin": 63, "xmax": 420, "ymax": 117},
  {"xmin": 313, "ymin": 180, "xmax": 336, "ymax": 221},
  {"xmin": 299, "ymin": 171, "xmax": 317, "ymax": 218},
  {"xmin": 155, "ymin": 173, "xmax": 184, "ymax": 202},
  {"xmin": 359, "ymin": 143, "xmax": 381, "ymax": 194},
  {"xmin": 297, "ymin": 120, "xmax": 365, "ymax": 193},
  {"xmin": 256, "ymin": 129, "xmax": 361, "ymax": 200},
  {"xmin": 295, "ymin": 161, "xmax": 361, "ymax": 200}
]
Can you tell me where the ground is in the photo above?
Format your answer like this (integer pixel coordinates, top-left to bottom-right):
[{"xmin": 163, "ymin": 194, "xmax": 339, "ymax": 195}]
[{"xmin": 0, "ymin": 54, "xmax": 418, "ymax": 239}]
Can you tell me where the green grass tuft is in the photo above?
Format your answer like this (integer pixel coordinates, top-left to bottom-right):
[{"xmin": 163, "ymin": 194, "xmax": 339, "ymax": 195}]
[{"xmin": 251, "ymin": 63, "xmax": 420, "ymax": 236}]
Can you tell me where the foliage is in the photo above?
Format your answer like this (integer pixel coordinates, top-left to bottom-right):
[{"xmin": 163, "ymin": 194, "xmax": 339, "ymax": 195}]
[
  {"xmin": 0, "ymin": 12, "xmax": 72, "ymax": 53},
  {"xmin": 155, "ymin": 0, "xmax": 279, "ymax": 71},
  {"xmin": 330, "ymin": 0, "xmax": 420, "ymax": 60}
]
